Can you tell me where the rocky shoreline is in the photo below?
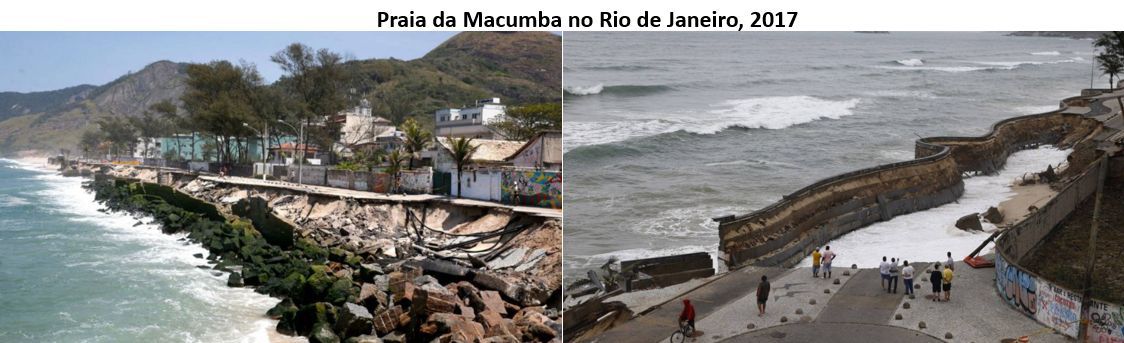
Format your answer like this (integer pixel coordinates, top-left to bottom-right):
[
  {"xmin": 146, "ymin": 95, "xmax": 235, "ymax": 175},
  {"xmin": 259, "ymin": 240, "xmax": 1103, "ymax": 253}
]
[{"xmin": 84, "ymin": 164, "xmax": 561, "ymax": 343}]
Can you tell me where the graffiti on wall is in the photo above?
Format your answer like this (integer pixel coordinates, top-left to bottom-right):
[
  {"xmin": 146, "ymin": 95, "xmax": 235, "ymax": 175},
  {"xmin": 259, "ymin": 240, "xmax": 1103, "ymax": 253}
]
[
  {"xmin": 1089, "ymin": 300, "xmax": 1124, "ymax": 343},
  {"xmin": 1037, "ymin": 282, "xmax": 1081, "ymax": 338},
  {"xmin": 997, "ymin": 254, "xmax": 1038, "ymax": 316},
  {"xmin": 996, "ymin": 254, "xmax": 1086, "ymax": 339},
  {"xmin": 399, "ymin": 169, "xmax": 433, "ymax": 194},
  {"xmin": 371, "ymin": 173, "xmax": 390, "ymax": 193},
  {"xmin": 501, "ymin": 170, "xmax": 562, "ymax": 209}
]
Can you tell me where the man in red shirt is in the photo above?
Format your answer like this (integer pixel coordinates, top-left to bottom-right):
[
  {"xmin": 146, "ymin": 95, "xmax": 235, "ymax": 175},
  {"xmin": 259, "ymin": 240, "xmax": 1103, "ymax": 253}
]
[{"xmin": 679, "ymin": 299, "xmax": 696, "ymax": 332}]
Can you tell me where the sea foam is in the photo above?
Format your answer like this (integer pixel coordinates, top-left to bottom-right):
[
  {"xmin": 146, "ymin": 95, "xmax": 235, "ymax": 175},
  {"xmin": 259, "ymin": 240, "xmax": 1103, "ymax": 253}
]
[
  {"xmin": 564, "ymin": 95, "xmax": 861, "ymax": 152},
  {"xmin": 795, "ymin": 146, "xmax": 1071, "ymax": 268}
]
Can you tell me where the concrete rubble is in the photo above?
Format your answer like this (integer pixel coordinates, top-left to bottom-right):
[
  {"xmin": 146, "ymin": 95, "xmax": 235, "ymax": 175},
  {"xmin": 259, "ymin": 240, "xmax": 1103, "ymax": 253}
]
[{"xmin": 94, "ymin": 164, "xmax": 562, "ymax": 342}]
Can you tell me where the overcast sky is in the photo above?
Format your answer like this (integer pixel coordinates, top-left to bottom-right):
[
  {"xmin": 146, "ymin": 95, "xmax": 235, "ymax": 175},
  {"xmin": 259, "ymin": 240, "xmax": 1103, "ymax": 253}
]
[{"xmin": 0, "ymin": 32, "xmax": 458, "ymax": 93}]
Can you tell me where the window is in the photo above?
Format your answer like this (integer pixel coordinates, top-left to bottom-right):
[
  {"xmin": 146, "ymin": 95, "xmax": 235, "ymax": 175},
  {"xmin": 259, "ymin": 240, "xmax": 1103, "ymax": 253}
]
[{"xmin": 472, "ymin": 114, "xmax": 478, "ymax": 119}]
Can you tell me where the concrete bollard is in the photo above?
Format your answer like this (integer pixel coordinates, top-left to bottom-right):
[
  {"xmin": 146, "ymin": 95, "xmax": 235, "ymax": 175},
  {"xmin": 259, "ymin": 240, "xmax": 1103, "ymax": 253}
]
[
  {"xmin": 780, "ymin": 316, "xmax": 788, "ymax": 323},
  {"xmin": 903, "ymin": 302, "xmax": 910, "ymax": 309},
  {"xmin": 895, "ymin": 313, "xmax": 903, "ymax": 320},
  {"xmin": 795, "ymin": 308, "xmax": 804, "ymax": 315},
  {"xmin": 824, "ymin": 289, "xmax": 831, "ymax": 294},
  {"xmin": 945, "ymin": 332, "xmax": 953, "ymax": 339},
  {"xmin": 918, "ymin": 321, "xmax": 927, "ymax": 329},
  {"xmin": 833, "ymin": 278, "xmax": 840, "ymax": 285},
  {"xmin": 809, "ymin": 299, "xmax": 817, "ymax": 305}
]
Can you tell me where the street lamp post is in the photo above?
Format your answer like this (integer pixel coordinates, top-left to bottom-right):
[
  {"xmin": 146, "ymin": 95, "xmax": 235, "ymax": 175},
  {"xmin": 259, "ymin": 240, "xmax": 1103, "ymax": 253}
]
[
  {"xmin": 276, "ymin": 119, "xmax": 305, "ymax": 185},
  {"xmin": 242, "ymin": 122, "xmax": 268, "ymax": 180}
]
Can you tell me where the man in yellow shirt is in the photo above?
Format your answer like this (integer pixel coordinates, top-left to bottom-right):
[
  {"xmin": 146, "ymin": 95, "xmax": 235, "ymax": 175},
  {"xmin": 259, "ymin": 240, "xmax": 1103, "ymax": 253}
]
[
  {"xmin": 812, "ymin": 248, "xmax": 822, "ymax": 278},
  {"xmin": 942, "ymin": 264, "xmax": 954, "ymax": 301}
]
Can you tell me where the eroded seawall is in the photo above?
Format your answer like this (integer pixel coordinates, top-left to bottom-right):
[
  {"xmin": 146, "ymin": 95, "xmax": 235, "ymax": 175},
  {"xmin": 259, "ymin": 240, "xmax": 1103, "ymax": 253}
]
[{"xmin": 716, "ymin": 104, "xmax": 1103, "ymax": 269}]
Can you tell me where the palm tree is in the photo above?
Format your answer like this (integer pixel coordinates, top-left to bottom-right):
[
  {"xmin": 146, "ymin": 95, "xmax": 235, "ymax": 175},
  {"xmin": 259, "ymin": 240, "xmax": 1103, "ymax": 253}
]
[
  {"xmin": 401, "ymin": 117, "xmax": 431, "ymax": 169},
  {"xmin": 1095, "ymin": 32, "xmax": 1124, "ymax": 89},
  {"xmin": 448, "ymin": 137, "xmax": 478, "ymax": 198},
  {"xmin": 1096, "ymin": 54, "xmax": 1124, "ymax": 116},
  {"xmin": 384, "ymin": 149, "xmax": 407, "ymax": 194},
  {"xmin": 1097, "ymin": 54, "xmax": 1123, "ymax": 89}
]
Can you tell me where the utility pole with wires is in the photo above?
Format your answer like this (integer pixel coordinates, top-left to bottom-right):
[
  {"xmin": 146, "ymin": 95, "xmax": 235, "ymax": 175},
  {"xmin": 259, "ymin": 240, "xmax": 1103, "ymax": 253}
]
[{"xmin": 1077, "ymin": 156, "xmax": 1107, "ymax": 341}]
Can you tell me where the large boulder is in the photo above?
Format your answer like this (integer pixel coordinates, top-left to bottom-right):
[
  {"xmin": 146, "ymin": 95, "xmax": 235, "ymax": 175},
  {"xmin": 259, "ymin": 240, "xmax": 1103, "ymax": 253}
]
[
  {"xmin": 983, "ymin": 206, "xmax": 1004, "ymax": 224},
  {"xmin": 227, "ymin": 272, "xmax": 244, "ymax": 287},
  {"xmin": 419, "ymin": 313, "xmax": 486, "ymax": 342},
  {"xmin": 294, "ymin": 302, "xmax": 338, "ymax": 336},
  {"xmin": 373, "ymin": 305, "xmax": 405, "ymax": 335},
  {"xmin": 271, "ymin": 299, "xmax": 301, "ymax": 335},
  {"xmin": 310, "ymin": 322, "xmax": 341, "ymax": 343},
  {"xmin": 955, "ymin": 213, "xmax": 983, "ymax": 232},
  {"xmin": 335, "ymin": 303, "xmax": 374, "ymax": 339}
]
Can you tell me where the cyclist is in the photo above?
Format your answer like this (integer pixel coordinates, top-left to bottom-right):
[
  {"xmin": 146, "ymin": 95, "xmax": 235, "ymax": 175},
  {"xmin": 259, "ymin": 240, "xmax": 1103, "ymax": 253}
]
[{"xmin": 679, "ymin": 299, "xmax": 696, "ymax": 334}]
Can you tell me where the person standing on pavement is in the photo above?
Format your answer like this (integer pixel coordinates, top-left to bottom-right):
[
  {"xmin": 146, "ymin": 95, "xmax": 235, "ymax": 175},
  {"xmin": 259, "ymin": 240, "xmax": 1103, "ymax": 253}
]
[
  {"xmin": 902, "ymin": 261, "xmax": 915, "ymax": 296},
  {"xmin": 757, "ymin": 275, "xmax": 771, "ymax": 316},
  {"xmin": 946, "ymin": 251, "xmax": 955, "ymax": 271},
  {"xmin": 888, "ymin": 258, "xmax": 900, "ymax": 294},
  {"xmin": 879, "ymin": 256, "xmax": 891, "ymax": 291},
  {"xmin": 812, "ymin": 248, "xmax": 822, "ymax": 278},
  {"xmin": 942, "ymin": 263, "xmax": 954, "ymax": 301},
  {"xmin": 821, "ymin": 246, "xmax": 836, "ymax": 278},
  {"xmin": 930, "ymin": 262, "xmax": 944, "ymax": 302}
]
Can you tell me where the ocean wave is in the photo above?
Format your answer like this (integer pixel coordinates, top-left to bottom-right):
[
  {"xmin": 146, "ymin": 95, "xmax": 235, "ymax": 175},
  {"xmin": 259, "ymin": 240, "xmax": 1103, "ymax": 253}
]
[
  {"xmin": 630, "ymin": 206, "xmax": 748, "ymax": 239},
  {"xmin": 969, "ymin": 57, "xmax": 1083, "ymax": 69},
  {"xmin": 1030, "ymin": 51, "xmax": 1061, "ymax": 56},
  {"xmin": 564, "ymin": 84, "xmax": 604, "ymax": 95},
  {"xmin": 564, "ymin": 84, "xmax": 674, "ymax": 97},
  {"xmin": 863, "ymin": 90, "xmax": 939, "ymax": 99},
  {"xmin": 703, "ymin": 159, "xmax": 800, "ymax": 169},
  {"xmin": 564, "ymin": 95, "xmax": 862, "ymax": 152},
  {"xmin": 584, "ymin": 65, "xmax": 661, "ymax": 72},
  {"xmin": 23, "ymin": 170, "xmax": 282, "ymax": 343},
  {"xmin": 873, "ymin": 57, "xmax": 1083, "ymax": 73},
  {"xmin": 1015, "ymin": 105, "xmax": 1060, "ymax": 114},
  {"xmin": 895, "ymin": 58, "xmax": 924, "ymax": 66},
  {"xmin": 567, "ymin": 244, "xmax": 720, "ymax": 272}
]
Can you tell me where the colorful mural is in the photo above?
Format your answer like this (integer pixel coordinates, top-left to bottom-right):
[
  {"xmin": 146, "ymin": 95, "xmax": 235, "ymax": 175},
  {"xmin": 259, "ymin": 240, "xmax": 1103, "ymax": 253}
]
[
  {"xmin": 995, "ymin": 254, "xmax": 1085, "ymax": 339},
  {"xmin": 997, "ymin": 254, "xmax": 1038, "ymax": 316},
  {"xmin": 1037, "ymin": 282, "xmax": 1081, "ymax": 338},
  {"xmin": 501, "ymin": 170, "xmax": 562, "ymax": 209},
  {"xmin": 1089, "ymin": 300, "xmax": 1124, "ymax": 343}
]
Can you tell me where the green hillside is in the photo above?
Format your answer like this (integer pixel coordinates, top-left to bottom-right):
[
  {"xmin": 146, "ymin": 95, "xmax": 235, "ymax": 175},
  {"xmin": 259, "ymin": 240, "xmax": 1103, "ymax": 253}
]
[{"xmin": 0, "ymin": 32, "xmax": 561, "ymax": 155}]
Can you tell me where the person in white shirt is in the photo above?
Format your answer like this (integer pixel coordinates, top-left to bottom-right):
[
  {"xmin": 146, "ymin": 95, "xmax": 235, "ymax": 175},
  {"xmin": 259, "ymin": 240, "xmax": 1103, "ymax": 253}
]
[
  {"xmin": 879, "ymin": 256, "xmax": 891, "ymax": 291},
  {"xmin": 888, "ymin": 258, "xmax": 900, "ymax": 294},
  {"xmin": 821, "ymin": 246, "xmax": 836, "ymax": 278},
  {"xmin": 902, "ymin": 261, "xmax": 916, "ymax": 296},
  {"xmin": 945, "ymin": 252, "xmax": 955, "ymax": 271}
]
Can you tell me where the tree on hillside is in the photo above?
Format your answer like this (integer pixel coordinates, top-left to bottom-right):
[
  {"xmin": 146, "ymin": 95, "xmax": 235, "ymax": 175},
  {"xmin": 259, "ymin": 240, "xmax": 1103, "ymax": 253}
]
[
  {"xmin": 487, "ymin": 102, "xmax": 562, "ymax": 141},
  {"xmin": 272, "ymin": 43, "xmax": 348, "ymax": 164},
  {"xmin": 401, "ymin": 117, "xmax": 431, "ymax": 169},
  {"xmin": 96, "ymin": 116, "xmax": 136, "ymax": 159},
  {"xmin": 129, "ymin": 111, "xmax": 171, "ymax": 160},
  {"xmin": 79, "ymin": 130, "xmax": 105, "ymax": 159},
  {"xmin": 375, "ymin": 90, "xmax": 419, "ymax": 125},
  {"xmin": 148, "ymin": 100, "xmax": 189, "ymax": 160},
  {"xmin": 448, "ymin": 137, "xmax": 478, "ymax": 198},
  {"xmin": 181, "ymin": 61, "xmax": 262, "ymax": 165}
]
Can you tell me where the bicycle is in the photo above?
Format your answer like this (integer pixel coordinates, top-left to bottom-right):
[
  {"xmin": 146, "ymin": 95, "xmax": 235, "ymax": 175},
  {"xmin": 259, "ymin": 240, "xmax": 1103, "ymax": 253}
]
[{"xmin": 670, "ymin": 320, "xmax": 695, "ymax": 343}]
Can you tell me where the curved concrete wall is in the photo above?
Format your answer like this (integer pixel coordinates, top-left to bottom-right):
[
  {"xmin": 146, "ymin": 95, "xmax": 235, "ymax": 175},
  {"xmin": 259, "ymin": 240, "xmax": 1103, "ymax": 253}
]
[
  {"xmin": 717, "ymin": 106, "xmax": 1103, "ymax": 269},
  {"xmin": 992, "ymin": 155, "xmax": 1124, "ymax": 341}
]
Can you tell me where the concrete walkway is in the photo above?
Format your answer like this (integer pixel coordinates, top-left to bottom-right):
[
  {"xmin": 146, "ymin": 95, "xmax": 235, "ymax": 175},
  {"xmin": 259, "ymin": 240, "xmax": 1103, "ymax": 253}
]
[
  {"xmin": 587, "ymin": 266, "xmax": 786, "ymax": 343},
  {"xmin": 195, "ymin": 174, "xmax": 563, "ymax": 218},
  {"xmin": 670, "ymin": 263, "xmax": 1066, "ymax": 343}
]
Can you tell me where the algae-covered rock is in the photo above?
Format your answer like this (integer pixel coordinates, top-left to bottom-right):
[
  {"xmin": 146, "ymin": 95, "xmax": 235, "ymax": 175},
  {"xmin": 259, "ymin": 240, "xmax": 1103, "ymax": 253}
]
[
  {"xmin": 295, "ymin": 302, "xmax": 338, "ymax": 336},
  {"xmin": 310, "ymin": 322, "xmax": 341, "ymax": 343}
]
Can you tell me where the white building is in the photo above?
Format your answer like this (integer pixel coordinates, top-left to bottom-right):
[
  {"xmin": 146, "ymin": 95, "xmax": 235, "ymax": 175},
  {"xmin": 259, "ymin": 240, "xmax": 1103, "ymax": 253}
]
[
  {"xmin": 133, "ymin": 137, "xmax": 162, "ymax": 159},
  {"xmin": 434, "ymin": 98, "xmax": 506, "ymax": 139},
  {"xmin": 335, "ymin": 99, "xmax": 399, "ymax": 157}
]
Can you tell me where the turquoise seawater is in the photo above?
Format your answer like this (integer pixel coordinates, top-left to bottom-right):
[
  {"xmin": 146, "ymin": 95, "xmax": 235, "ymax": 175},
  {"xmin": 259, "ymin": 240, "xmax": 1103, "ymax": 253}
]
[{"xmin": 0, "ymin": 159, "xmax": 287, "ymax": 342}]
